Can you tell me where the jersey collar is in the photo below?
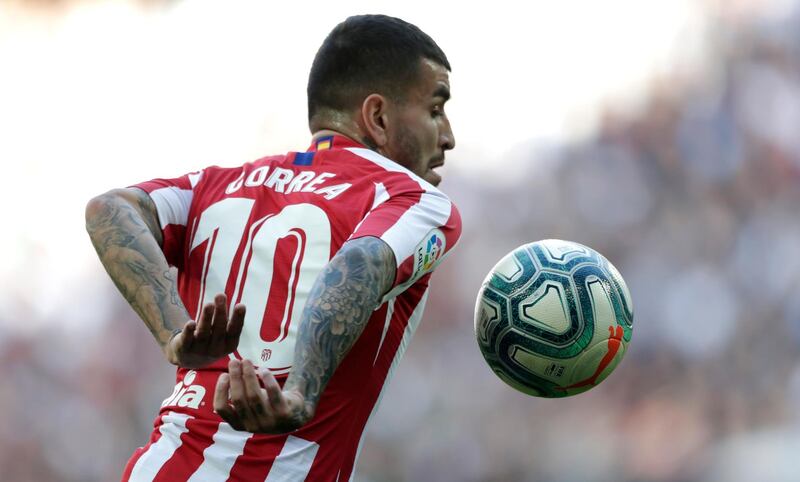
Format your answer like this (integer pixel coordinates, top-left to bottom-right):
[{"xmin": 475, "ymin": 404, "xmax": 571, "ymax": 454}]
[{"xmin": 307, "ymin": 134, "xmax": 365, "ymax": 152}]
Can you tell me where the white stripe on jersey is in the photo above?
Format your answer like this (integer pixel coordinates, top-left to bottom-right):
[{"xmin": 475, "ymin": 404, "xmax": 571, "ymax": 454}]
[
  {"xmin": 346, "ymin": 148, "xmax": 453, "ymax": 267},
  {"xmin": 373, "ymin": 298, "xmax": 396, "ymax": 366},
  {"xmin": 351, "ymin": 289, "xmax": 430, "ymax": 480},
  {"xmin": 380, "ymin": 189, "xmax": 451, "ymax": 261},
  {"xmin": 187, "ymin": 171, "xmax": 203, "ymax": 188},
  {"xmin": 372, "ymin": 182, "xmax": 390, "ymax": 208},
  {"xmin": 346, "ymin": 148, "xmax": 437, "ymax": 191},
  {"xmin": 129, "ymin": 412, "xmax": 191, "ymax": 482},
  {"xmin": 186, "ymin": 423, "xmax": 252, "ymax": 482},
  {"xmin": 149, "ymin": 186, "xmax": 194, "ymax": 229},
  {"xmin": 352, "ymin": 182, "xmax": 390, "ymax": 235},
  {"xmin": 264, "ymin": 435, "xmax": 320, "ymax": 482}
]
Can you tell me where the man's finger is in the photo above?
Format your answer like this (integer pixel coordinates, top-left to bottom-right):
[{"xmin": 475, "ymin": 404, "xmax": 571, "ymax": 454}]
[
  {"xmin": 209, "ymin": 294, "xmax": 229, "ymax": 351},
  {"xmin": 213, "ymin": 372, "xmax": 231, "ymax": 412},
  {"xmin": 260, "ymin": 367, "xmax": 285, "ymax": 411},
  {"xmin": 181, "ymin": 320, "xmax": 197, "ymax": 351},
  {"xmin": 242, "ymin": 360, "xmax": 269, "ymax": 416},
  {"xmin": 228, "ymin": 359, "xmax": 257, "ymax": 425},
  {"xmin": 194, "ymin": 302, "xmax": 215, "ymax": 345},
  {"xmin": 213, "ymin": 374, "xmax": 245, "ymax": 431},
  {"xmin": 225, "ymin": 303, "xmax": 246, "ymax": 351},
  {"xmin": 216, "ymin": 406, "xmax": 244, "ymax": 431}
]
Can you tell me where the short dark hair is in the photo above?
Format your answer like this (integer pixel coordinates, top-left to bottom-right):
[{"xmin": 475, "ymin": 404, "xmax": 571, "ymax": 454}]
[{"xmin": 307, "ymin": 15, "xmax": 451, "ymax": 122}]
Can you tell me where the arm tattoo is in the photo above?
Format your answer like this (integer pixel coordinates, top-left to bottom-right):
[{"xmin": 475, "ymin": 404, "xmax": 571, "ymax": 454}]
[
  {"xmin": 132, "ymin": 188, "xmax": 164, "ymax": 246},
  {"xmin": 85, "ymin": 189, "xmax": 189, "ymax": 347},
  {"xmin": 284, "ymin": 237, "xmax": 396, "ymax": 424}
]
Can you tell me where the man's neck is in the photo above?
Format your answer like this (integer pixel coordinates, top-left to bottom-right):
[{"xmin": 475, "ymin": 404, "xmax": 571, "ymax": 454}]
[
  {"xmin": 312, "ymin": 129, "xmax": 351, "ymax": 142},
  {"xmin": 312, "ymin": 129, "xmax": 378, "ymax": 151}
]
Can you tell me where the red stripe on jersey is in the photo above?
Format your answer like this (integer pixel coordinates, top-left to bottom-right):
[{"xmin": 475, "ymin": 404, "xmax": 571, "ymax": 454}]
[
  {"xmin": 349, "ymin": 176, "xmax": 424, "ymax": 240},
  {"xmin": 283, "ymin": 301, "xmax": 392, "ymax": 481},
  {"xmin": 152, "ymin": 417, "xmax": 217, "ymax": 482},
  {"xmin": 135, "ymin": 176, "xmax": 195, "ymax": 193},
  {"xmin": 226, "ymin": 434, "xmax": 285, "ymax": 481},
  {"xmin": 355, "ymin": 192, "xmax": 423, "ymax": 241},
  {"xmin": 350, "ymin": 173, "xmax": 423, "ymax": 239},
  {"xmin": 161, "ymin": 224, "xmax": 187, "ymax": 270},
  {"xmin": 335, "ymin": 279, "xmax": 431, "ymax": 480},
  {"xmin": 121, "ymin": 446, "xmax": 149, "ymax": 482},
  {"xmin": 121, "ymin": 414, "xmax": 166, "ymax": 482},
  {"xmin": 439, "ymin": 202, "xmax": 462, "ymax": 257},
  {"xmin": 395, "ymin": 253, "xmax": 417, "ymax": 288}
]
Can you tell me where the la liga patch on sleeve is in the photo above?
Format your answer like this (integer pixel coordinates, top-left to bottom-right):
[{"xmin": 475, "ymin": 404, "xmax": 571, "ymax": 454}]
[{"xmin": 412, "ymin": 229, "xmax": 446, "ymax": 278}]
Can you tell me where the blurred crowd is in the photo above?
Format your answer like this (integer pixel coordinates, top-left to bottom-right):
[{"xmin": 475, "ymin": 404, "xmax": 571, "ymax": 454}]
[
  {"xmin": 356, "ymin": 7, "xmax": 800, "ymax": 482},
  {"xmin": 3, "ymin": 3, "xmax": 800, "ymax": 482}
]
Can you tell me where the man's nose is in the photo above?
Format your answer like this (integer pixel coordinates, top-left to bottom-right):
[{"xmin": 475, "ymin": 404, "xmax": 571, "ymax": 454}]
[{"xmin": 440, "ymin": 118, "xmax": 455, "ymax": 151}]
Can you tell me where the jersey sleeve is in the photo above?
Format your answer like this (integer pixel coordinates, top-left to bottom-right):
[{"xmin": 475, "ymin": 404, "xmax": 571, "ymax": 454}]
[
  {"xmin": 130, "ymin": 170, "xmax": 204, "ymax": 269},
  {"xmin": 348, "ymin": 178, "xmax": 462, "ymax": 299}
]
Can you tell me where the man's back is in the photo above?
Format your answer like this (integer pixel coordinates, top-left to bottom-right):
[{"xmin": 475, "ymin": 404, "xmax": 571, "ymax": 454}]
[
  {"xmin": 84, "ymin": 14, "xmax": 459, "ymax": 482},
  {"xmin": 122, "ymin": 135, "xmax": 461, "ymax": 481}
]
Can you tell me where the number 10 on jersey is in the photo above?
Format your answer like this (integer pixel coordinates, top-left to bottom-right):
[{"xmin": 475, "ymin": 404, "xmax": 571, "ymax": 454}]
[{"xmin": 189, "ymin": 198, "xmax": 332, "ymax": 374}]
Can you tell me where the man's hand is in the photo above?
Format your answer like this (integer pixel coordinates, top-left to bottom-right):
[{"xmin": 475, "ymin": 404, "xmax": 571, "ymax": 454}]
[
  {"xmin": 213, "ymin": 359, "xmax": 313, "ymax": 434},
  {"xmin": 165, "ymin": 294, "xmax": 246, "ymax": 369}
]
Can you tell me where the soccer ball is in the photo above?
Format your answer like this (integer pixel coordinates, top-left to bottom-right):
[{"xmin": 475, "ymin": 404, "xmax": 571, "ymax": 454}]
[{"xmin": 474, "ymin": 239, "xmax": 633, "ymax": 398}]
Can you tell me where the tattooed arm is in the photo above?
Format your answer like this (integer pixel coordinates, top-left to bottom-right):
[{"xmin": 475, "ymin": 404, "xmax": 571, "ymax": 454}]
[
  {"xmin": 214, "ymin": 236, "xmax": 396, "ymax": 433},
  {"xmin": 85, "ymin": 188, "xmax": 245, "ymax": 368}
]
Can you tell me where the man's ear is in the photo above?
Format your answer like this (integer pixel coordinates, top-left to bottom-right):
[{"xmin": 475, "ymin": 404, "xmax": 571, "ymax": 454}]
[{"xmin": 360, "ymin": 94, "xmax": 390, "ymax": 148}]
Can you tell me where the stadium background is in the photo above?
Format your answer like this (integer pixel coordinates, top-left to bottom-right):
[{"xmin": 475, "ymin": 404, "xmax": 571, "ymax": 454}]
[{"xmin": 2, "ymin": 0, "xmax": 800, "ymax": 480}]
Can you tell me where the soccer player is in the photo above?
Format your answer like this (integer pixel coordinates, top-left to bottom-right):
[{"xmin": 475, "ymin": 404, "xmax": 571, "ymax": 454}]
[{"xmin": 85, "ymin": 14, "xmax": 460, "ymax": 481}]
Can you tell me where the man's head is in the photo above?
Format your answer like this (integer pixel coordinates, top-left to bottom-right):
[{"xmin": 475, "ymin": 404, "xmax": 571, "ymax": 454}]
[{"xmin": 308, "ymin": 15, "xmax": 455, "ymax": 186}]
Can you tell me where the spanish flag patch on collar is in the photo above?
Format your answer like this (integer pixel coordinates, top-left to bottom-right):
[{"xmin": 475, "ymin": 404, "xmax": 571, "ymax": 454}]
[{"xmin": 315, "ymin": 136, "xmax": 333, "ymax": 151}]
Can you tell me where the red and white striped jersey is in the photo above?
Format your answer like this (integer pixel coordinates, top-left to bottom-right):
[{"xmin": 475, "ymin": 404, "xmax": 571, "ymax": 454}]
[{"xmin": 122, "ymin": 135, "xmax": 461, "ymax": 482}]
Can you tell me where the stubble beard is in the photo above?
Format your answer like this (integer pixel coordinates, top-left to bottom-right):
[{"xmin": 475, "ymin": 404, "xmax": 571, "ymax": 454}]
[{"xmin": 393, "ymin": 124, "xmax": 425, "ymax": 178}]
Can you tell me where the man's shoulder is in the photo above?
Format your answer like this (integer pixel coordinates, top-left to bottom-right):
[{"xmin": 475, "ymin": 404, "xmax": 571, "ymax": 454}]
[{"xmin": 342, "ymin": 147, "xmax": 452, "ymax": 199}]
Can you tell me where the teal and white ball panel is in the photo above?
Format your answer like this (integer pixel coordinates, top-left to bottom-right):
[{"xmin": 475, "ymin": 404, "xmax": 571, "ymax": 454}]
[{"xmin": 604, "ymin": 257, "xmax": 634, "ymax": 327}]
